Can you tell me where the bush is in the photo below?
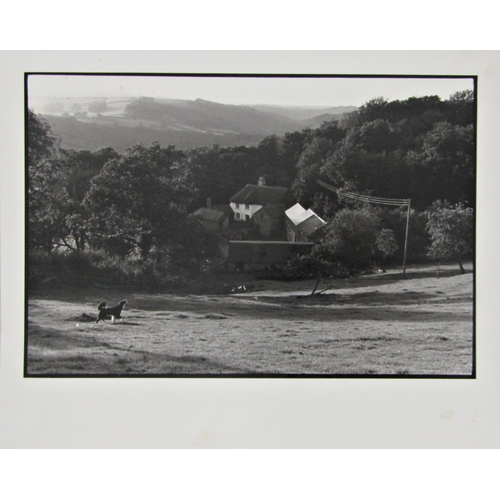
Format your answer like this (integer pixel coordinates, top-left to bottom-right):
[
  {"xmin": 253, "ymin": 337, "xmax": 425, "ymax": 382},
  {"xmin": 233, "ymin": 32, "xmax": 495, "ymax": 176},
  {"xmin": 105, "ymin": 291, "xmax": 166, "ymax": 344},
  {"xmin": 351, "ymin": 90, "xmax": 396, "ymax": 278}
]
[
  {"xmin": 285, "ymin": 254, "xmax": 349, "ymax": 280},
  {"xmin": 317, "ymin": 207, "xmax": 386, "ymax": 274},
  {"xmin": 28, "ymin": 248, "xmax": 192, "ymax": 292}
]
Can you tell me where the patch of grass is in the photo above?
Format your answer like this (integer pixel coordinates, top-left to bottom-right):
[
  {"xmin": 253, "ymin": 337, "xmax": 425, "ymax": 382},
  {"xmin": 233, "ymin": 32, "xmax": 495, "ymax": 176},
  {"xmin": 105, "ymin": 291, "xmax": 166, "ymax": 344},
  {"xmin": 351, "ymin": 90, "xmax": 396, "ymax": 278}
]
[
  {"xmin": 67, "ymin": 313, "xmax": 96, "ymax": 322},
  {"xmin": 26, "ymin": 264, "xmax": 474, "ymax": 376}
]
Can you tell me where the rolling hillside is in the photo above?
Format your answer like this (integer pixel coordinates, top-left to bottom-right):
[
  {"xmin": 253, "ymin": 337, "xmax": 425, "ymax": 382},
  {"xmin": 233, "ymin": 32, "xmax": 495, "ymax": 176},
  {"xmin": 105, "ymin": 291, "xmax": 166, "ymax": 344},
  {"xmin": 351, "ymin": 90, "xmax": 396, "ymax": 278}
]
[{"xmin": 33, "ymin": 96, "xmax": 355, "ymax": 151}]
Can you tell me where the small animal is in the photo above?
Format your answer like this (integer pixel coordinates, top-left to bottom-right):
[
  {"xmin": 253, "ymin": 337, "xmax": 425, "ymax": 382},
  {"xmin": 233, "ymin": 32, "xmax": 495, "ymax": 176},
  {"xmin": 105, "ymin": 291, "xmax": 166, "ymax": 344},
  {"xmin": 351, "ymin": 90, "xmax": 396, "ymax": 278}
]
[{"xmin": 96, "ymin": 300, "xmax": 127, "ymax": 324}]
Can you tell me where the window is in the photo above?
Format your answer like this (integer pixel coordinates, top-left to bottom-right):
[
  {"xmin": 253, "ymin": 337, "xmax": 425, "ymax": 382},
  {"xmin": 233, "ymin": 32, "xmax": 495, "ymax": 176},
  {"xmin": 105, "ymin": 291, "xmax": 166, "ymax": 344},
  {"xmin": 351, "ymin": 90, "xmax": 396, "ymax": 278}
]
[
  {"xmin": 245, "ymin": 204, "xmax": 250, "ymax": 210},
  {"xmin": 235, "ymin": 203, "xmax": 239, "ymax": 208},
  {"xmin": 235, "ymin": 213, "xmax": 240, "ymax": 220}
]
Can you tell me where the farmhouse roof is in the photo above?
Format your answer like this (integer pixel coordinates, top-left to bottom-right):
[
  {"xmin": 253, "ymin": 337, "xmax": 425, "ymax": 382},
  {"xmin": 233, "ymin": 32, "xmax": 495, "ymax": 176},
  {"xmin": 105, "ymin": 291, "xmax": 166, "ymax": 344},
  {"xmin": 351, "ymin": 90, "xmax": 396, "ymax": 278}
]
[
  {"xmin": 230, "ymin": 184, "xmax": 288, "ymax": 206},
  {"xmin": 209, "ymin": 204, "xmax": 234, "ymax": 216}
]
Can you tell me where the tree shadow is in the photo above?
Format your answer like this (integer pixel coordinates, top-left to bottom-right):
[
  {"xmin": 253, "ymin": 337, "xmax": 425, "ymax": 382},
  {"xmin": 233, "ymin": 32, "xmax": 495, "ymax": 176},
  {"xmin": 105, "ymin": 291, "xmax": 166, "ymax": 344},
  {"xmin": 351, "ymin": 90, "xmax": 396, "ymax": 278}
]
[
  {"xmin": 329, "ymin": 266, "xmax": 473, "ymax": 291},
  {"xmin": 388, "ymin": 268, "xmax": 473, "ymax": 281},
  {"xmin": 26, "ymin": 323, "xmax": 252, "ymax": 375}
]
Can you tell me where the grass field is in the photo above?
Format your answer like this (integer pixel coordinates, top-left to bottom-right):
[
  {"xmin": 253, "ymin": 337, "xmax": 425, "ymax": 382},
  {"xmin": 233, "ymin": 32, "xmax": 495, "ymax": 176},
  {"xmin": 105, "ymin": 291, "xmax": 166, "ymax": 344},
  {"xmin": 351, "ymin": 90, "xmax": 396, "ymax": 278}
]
[{"xmin": 26, "ymin": 263, "xmax": 474, "ymax": 377}]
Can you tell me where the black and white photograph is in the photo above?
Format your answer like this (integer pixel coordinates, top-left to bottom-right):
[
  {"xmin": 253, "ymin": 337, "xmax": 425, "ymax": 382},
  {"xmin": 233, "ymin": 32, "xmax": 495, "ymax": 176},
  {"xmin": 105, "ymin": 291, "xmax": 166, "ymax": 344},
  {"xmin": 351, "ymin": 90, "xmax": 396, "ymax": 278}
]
[{"xmin": 25, "ymin": 72, "xmax": 476, "ymax": 377}]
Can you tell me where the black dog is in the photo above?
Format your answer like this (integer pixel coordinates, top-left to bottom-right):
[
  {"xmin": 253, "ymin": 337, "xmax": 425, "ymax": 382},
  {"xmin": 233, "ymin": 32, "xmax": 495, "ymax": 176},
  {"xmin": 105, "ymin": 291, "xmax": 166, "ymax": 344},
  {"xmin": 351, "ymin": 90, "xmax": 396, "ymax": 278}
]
[{"xmin": 96, "ymin": 300, "xmax": 127, "ymax": 323}]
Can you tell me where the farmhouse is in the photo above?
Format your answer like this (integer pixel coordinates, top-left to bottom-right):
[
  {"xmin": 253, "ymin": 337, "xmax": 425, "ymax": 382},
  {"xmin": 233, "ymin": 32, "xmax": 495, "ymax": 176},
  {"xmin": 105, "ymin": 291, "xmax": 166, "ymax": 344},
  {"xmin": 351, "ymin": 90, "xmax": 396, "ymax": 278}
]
[
  {"xmin": 285, "ymin": 203, "xmax": 326, "ymax": 242},
  {"xmin": 226, "ymin": 240, "xmax": 313, "ymax": 271},
  {"xmin": 230, "ymin": 176, "xmax": 288, "ymax": 222}
]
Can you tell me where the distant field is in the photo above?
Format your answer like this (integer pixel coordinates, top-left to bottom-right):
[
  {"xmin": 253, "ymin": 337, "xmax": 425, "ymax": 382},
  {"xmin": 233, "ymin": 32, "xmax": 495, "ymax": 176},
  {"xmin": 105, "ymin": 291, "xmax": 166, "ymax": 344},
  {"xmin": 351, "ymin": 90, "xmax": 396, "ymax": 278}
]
[{"xmin": 26, "ymin": 264, "xmax": 474, "ymax": 377}]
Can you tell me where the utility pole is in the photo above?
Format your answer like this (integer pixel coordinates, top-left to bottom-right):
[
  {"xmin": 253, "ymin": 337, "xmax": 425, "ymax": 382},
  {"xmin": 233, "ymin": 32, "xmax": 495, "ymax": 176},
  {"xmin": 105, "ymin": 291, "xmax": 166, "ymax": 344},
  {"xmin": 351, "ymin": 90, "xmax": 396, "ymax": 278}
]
[{"xmin": 402, "ymin": 199, "xmax": 411, "ymax": 279}]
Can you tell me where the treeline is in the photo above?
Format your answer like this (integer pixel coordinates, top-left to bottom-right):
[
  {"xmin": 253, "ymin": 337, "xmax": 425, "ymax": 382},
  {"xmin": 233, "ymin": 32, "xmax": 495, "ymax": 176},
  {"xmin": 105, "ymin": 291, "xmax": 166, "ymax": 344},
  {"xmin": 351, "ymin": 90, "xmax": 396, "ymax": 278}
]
[
  {"xmin": 168, "ymin": 91, "xmax": 475, "ymax": 214},
  {"xmin": 27, "ymin": 91, "xmax": 475, "ymax": 289}
]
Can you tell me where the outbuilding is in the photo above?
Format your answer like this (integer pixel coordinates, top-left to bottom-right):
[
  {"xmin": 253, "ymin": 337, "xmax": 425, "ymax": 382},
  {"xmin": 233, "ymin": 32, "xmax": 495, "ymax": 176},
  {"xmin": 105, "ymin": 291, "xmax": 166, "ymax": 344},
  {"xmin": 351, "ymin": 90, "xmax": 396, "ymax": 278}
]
[
  {"xmin": 285, "ymin": 203, "xmax": 326, "ymax": 242},
  {"xmin": 252, "ymin": 204, "xmax": 286, "ymax": 237}
]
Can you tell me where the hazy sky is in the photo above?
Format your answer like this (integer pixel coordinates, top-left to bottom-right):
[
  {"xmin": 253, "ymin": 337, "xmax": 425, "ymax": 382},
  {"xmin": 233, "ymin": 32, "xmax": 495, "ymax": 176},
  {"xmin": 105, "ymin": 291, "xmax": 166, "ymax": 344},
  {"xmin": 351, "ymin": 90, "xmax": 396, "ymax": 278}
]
[{"xmin": 27, "ymin": 74, "xmax": 474, "ymax": 108}]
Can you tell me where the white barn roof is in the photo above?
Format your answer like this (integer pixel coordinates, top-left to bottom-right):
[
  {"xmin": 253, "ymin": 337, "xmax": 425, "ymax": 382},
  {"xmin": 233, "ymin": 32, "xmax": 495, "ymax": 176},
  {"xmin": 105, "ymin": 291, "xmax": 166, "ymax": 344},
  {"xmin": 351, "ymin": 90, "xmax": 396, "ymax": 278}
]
[
  {"xmin": 285, "ymin": 203, "xmax": 326, "ymax": 236},
  {"xmin": 285, "ymin": 203, "xmax": 307, "ymax": 225}
]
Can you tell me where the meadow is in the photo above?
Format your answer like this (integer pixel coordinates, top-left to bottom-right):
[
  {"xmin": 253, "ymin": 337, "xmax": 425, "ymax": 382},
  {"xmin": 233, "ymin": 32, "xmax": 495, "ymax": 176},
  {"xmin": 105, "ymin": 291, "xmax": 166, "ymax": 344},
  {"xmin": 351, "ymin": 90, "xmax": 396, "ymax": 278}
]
[{"xmin": 26, "ymin": 263, "xmax": 474, "ymax": 377}]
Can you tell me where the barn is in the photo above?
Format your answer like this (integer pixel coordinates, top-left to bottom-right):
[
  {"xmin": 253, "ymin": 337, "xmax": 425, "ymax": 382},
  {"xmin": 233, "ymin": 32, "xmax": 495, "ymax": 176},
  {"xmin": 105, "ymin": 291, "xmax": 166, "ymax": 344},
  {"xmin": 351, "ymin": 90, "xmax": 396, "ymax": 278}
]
[{"xmin": 285, "ymin": 203, "xmax": 326, "ymax": 242}]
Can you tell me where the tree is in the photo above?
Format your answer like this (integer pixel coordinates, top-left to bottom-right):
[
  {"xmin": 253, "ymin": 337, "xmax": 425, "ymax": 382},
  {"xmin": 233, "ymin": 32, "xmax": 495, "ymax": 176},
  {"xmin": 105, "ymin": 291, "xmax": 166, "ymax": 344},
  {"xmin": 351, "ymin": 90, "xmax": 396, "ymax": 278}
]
[
  {"xmin": 58, "ymin": 147, "xmax": 121, "ymax": 251},
  {"xmin": 378, "ymin": 207, "xmax": 430, "ymax": 263},
  {"xmin": 426, "ymin": 202, "xmax": 474, "ymax": 274},
  {"xmin": 84, "ymin": 144, "xmax": 185, "ymax": 255},
  {"xmin": 285, "ymin": 208, "xmax": 397, "ymax": 295},
  {"xmin": 446, "ymin": 90, "xmax": 475, "ymax": 126},
  {"xmin": 61, "ymin": 147, "xmax": 120, "ymax": 204},
  {"xmin": 28, "ymin": 108, "xmax": 58, "ymax": 178},
  {"xmin": 27, "ymin": 110, "xmax": 71, "ymax": 252},
  {"xmin": 406, "ymin": 121, "xmax": 475, "ymax": 210},
  {"xmin": 426, "ymin": 202, "xmax": 474, "ymax": 275},
  {"xmin": 285, "ymin": 251, "xmax": 347, "ymax": 296},
  {"xmin": 184, "ymin": 144, "xmax": 260, "ymax": 210},
  {"xmin": 320, "ymin": 207, "xmax": 385, "ymax": 274},
  {"xmin": 375, "ymin": 228, "xmax": 398, "ymax": 271},
  {"xmin": 288, "ymin": 207, "xmax": 393, "ymax": 294},
  {"xmin": 292, "ymin": 137, "xmax": 338, "ymax": 207},
  {"xmin": 28, "ymin": 113, "xmax": 122, "ymax": 254},
  {"xmin": 83, "ymin": 143, "xmax": 218, "ymax": 271},
  {"xmin": 292, "ymin": 122, "xmax": 346, "ymax": 215}
]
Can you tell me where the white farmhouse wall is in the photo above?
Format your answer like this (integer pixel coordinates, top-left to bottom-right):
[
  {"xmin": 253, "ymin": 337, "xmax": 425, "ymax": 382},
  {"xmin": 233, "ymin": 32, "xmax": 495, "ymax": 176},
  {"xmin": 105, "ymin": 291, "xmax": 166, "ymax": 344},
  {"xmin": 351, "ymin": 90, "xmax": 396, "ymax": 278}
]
[{"xmin": 230, "ymin": 202, "xmax": 263, "ymax": 221}]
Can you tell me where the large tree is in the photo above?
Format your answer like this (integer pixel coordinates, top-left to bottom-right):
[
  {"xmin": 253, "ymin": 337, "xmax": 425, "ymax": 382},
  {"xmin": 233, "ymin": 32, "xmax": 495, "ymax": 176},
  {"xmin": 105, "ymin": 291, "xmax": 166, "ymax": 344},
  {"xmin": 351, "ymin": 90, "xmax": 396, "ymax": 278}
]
[
  {"xmin": 83, "ymin": 143, "xmax": 218, "ymax": 270},
  {"xmin": 426, "ymin": 202, "xmax": 474, "ymax": 275},
  {"xmin": 406, "ymin": 122, "xmax": 475, "ymax": 210},
  {"xmin": 61, "ymin": 147, "xmax": 120, "ymax": 204},
  {"xmin": 286, "ymin": 207, "xmax": 398, "ymax": 295},
  {"xmin": 320, "ymin": 207, "xmax": 393, "ymax": 274},
  {"xmin": 58, "ymin": 147, "xmax": 121, "ymax": 251},
  {"xmin": 292, "ymin": 136, "xmax": 338, "ymax": 208},
  {"xmin": 27, "ymin": 109, "xmax": 71, "ymax": 252},
  {"xmin": 316, "ymin": 94, "xmax": 475, "ymax": 213},
  {"xmin": 28, "ymin": 109, "xmax": 58, "ymax": 174}
]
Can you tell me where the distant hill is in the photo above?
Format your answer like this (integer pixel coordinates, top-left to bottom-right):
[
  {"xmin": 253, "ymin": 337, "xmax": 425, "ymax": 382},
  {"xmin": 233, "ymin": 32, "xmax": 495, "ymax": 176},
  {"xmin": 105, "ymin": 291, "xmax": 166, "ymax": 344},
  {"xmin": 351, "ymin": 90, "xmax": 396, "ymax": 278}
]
[
  {"xmin": 33, "ymin": 96, "xmax": 356, "ymax": 152},
  {"xmin": 42, "ymin": 114, "xmax": 268, "ymax": 152},
  {"xmin": 123, "ymin": 97, "xmax": 303, "ymax": 135},
  {"xmin": 251, "ymin": 104, "xmax": 356, "ymax": 121}
]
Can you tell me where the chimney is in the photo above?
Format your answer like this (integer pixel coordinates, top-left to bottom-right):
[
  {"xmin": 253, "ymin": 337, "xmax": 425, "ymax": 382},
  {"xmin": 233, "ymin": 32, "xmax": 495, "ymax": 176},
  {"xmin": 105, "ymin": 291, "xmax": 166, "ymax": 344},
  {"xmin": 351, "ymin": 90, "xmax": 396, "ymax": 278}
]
[
  {"xmin": 207, "ymin": 196, "xmax": 212, "ymax": 208},
  {"xmin": 258, "ymin": 176, "xmax": 266, "ymax": 186}
]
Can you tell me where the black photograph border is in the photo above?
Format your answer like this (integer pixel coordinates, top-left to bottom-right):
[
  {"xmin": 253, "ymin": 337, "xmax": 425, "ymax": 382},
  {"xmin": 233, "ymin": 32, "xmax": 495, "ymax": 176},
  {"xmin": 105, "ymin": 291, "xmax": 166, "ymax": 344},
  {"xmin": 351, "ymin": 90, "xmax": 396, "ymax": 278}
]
[{"xmin": 24, "ymin": 71, "xmax": 477, "ymax": 380}]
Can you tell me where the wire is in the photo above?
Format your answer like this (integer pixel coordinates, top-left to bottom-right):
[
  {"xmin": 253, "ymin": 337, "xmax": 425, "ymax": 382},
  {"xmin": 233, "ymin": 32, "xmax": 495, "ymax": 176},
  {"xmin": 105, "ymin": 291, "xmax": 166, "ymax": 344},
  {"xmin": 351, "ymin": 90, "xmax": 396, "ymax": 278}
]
[{"xmin": 317, "ymin": 179, "xmax": 410, "ymax": 207}]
